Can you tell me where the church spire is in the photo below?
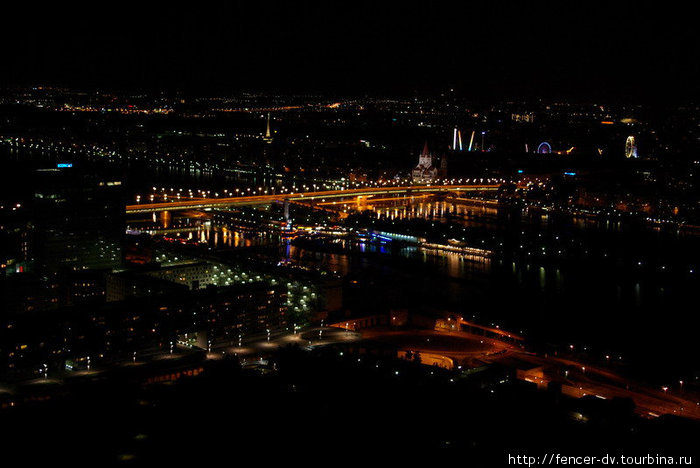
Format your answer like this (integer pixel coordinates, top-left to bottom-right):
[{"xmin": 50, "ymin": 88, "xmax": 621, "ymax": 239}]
[{"xmin": 263, "ymin": 113, "xmax": 273, "ymax": 143}]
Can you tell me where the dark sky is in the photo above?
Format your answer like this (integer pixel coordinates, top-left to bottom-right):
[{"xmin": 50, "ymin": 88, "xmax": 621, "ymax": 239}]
[{"xmin": 2, "ymin": 1, "xmax": 698, "ymax": 101}]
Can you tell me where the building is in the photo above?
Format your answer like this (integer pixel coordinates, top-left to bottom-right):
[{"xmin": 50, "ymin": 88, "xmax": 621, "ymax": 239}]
[
  {"xmin": 32, "ymin": 166, "xmax": 125, "ymax": 275},
  {"xmin": 0, "ymin": 281, "xmax": 288, "ymax": 379},
  {"xmin": 144, "ymin": 261, "xmax": 216, "ymax": 290},
  {"xmin": 0, "ymin": 207, "xmax": 32, "ymax": 276},
  {"xmin": 411, "ymin": 142, "xmax": 439, "ymax": 183},
  {"xmin": 2, "ymin": 165, "xmax": 125, "ymax": 313},
  {"xmin": 106, "ymin": 269, "xmax": 189, "ymax": 302}
]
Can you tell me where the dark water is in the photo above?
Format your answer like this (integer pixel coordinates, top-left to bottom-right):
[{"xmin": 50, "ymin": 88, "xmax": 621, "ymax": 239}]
[
  {"xmin": 280, "ymin": 202, "xmax": 698, "ymax": 385},
  {"xmin": 130, "ymin": 190, "xmax": 699, "ymax": 384}
]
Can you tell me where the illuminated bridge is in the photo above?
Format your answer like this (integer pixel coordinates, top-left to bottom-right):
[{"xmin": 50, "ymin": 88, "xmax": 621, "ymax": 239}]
[{"xmin": 125, "ymin": 184, "xmax": 501, "ymax": 214}]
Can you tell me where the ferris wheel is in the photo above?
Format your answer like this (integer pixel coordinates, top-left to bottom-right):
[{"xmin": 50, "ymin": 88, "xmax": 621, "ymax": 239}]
[
  {"xmin": 625, "ymin": 136, "xmax": 638, "ymax": 159},
  {"xmin": 537, "ymin": 141, "xmax": 552, "ymax": 154}
]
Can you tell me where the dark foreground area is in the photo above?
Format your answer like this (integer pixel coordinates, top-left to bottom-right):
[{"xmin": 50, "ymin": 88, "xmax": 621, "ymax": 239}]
[{"xmin": 1, "ymin": 345, "xmax": 697, "ymax": 466}]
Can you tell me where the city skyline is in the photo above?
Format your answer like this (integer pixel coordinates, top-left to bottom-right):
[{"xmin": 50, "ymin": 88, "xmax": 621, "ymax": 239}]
[{"xmin": 1, "ymin": 2, "xmax": 698, "ymax": 465}]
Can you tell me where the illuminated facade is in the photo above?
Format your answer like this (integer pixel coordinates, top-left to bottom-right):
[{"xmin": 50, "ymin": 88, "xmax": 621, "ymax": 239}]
[{"xmin": 411, "ymin": 142, "xmax": 438, "ymax": 183}]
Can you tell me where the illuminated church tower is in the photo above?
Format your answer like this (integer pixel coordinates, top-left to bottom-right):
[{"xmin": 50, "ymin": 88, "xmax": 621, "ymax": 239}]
[
  {"xmin": 411, "ymin": 142, "xmax": 438, "ymax": 183},
  {"xmin": 263, "ymin": 113, "xmax": 273, "ymax": 143}
]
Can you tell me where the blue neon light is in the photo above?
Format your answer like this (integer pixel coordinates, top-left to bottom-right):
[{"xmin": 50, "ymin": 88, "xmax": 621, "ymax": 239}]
[{"xmin": 57, "ymin": 163, "xmax": 73, "ymax": 168}]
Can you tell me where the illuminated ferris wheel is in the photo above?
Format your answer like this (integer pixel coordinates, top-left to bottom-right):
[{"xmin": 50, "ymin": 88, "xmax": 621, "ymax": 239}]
[
  {"xmin": 625, "ymin": 136, "xmax": 638, "ymax": 159},
  {"xmin": 537, "ymin": 141, "xmax": 552, "ymax": 154}
]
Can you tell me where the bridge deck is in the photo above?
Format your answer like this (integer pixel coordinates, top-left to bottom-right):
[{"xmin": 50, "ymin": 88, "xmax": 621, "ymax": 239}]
[{"xmin": 125, "ymin": 184, "xmax": 501, "ymax": 213}]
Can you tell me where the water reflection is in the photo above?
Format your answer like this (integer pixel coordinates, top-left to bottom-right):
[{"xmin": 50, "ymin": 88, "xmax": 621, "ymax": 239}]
[
  {"xmin": 370, "ymin": 198, "xmax": 498, "ymax": 228},
  {"xmin": 125, "ymin": 194, "xmax": 700, "ymax": 380}
]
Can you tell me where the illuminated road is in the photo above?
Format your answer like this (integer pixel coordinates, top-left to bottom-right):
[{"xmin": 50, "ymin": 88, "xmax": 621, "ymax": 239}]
[
  {"xmin": 125, "ymin": 184, "xmax": 501, "ymax": 214},
  {"xmin": 205, "ymin": 326, "xmax": 361, "ymax": 358},
  {"xmin": 360, "ymin": 328, "xmax": 515, "ymax": 366},
  {"xmin": 513, "ymin": 354, "xmax": 700, "ymax": 421},
  {"xmin": 358, "ymin": 327, "xmax": 700, "ymax": 421}
]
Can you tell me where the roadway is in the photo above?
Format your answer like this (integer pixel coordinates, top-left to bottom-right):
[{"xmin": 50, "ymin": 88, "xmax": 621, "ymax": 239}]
[
  {"xmin": 125, "ymin": 184, "xmax": 501, "ymax": 214},
  {"xmin": 358, "ymin": 327, "xmax": 700, "ymax": 420},
  {"xmin": 11, "ymin": 324, "xmax": 698, "ymax": 421}
]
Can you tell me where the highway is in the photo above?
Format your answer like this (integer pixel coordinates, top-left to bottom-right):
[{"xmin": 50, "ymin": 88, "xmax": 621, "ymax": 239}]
[
  {"xmin": 358, "ymin": 327, "xmax": 700, "ymax": 421},
  {"xmin": 13, "ymin": 324, "xmax": 697, "ymax": 422},
  {"xmin": 153, "ymin": 322, "xmax": 700, "ymax": 421},
  {"xmin": 125, "ymin": 183, "xmax": 501, "ymax": 214}
]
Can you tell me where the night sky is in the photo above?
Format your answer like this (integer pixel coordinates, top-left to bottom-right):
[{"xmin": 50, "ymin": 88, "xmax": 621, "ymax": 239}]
[{"xmin": 2, "ymin": 1, "xmax": 698, "ymax": 101}]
